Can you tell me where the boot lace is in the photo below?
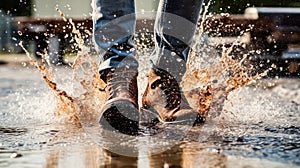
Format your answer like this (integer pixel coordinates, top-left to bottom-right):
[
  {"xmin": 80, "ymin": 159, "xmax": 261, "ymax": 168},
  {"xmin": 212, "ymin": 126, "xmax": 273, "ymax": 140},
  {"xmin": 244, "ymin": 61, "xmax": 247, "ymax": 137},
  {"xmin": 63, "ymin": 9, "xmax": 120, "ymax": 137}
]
[{"xmin": 106, "ymin": 69, "xmax": 137, "ymax": 100}]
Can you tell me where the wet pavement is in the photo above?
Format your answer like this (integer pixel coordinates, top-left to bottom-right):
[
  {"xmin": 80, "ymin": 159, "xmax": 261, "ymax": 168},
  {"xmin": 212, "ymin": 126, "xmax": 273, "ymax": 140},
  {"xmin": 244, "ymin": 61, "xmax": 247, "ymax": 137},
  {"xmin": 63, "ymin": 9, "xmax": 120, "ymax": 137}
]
[{"xmin": 0, "ymin": 54, "xmax": 300, "ymax": 167}]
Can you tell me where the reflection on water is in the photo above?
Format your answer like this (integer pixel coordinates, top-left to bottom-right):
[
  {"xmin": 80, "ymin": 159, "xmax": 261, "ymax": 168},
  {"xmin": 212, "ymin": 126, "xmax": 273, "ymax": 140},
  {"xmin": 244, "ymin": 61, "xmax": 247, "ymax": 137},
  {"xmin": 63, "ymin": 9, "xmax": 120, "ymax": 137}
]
[
  {"xmin": 1, "ymin": 140, "xmax": 300, "ymax": 168},
  {"xmin": 0, "ymin": 127, "xmax": 27, "ymax": 135}
]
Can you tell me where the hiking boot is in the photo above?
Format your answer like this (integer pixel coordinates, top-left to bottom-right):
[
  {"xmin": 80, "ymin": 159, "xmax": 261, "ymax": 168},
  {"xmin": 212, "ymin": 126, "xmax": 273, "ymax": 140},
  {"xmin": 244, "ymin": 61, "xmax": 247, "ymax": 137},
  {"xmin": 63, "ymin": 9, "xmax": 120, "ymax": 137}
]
[
  {"xmin": 142, "ymin": 67, "xmax": 205, "ymax": 126},
  {"xmin": 99, "ymin": 67, "xmax": 139, "ymax": 135}
]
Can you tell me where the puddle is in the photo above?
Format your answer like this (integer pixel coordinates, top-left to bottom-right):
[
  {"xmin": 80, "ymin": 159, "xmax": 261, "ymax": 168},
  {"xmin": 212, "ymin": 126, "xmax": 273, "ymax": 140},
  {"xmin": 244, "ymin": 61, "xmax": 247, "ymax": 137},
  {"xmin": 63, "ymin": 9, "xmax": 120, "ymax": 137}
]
[{"xmin": 0, "ymin": 62, "xmax": 300, "ymax": 167}]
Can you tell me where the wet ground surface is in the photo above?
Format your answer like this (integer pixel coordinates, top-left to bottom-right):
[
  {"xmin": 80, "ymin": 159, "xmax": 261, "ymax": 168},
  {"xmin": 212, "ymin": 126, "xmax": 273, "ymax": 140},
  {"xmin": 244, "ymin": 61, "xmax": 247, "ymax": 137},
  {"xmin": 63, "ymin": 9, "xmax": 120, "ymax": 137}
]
[{"xmin": 0, "ymin": 61, "xmax": 300, "ymax": 168}]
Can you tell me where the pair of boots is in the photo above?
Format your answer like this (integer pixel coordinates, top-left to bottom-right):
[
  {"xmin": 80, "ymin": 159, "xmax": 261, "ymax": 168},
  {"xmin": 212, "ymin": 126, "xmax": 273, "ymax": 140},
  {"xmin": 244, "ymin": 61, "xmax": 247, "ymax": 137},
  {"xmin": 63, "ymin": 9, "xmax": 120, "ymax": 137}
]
[
  {"xmin": 93, "ymin": 0, "xmax": 206, "ymax": 135},
  {"xmin": 99, "ymin": 56, "xmax": 205, "ymax": 135}
]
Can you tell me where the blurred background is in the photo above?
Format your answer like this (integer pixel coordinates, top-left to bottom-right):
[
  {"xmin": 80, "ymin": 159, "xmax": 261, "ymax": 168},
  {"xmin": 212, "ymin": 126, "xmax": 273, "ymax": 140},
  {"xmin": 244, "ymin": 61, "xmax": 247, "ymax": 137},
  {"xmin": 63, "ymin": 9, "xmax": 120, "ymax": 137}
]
[
  {"xmin": 1, "ymin": 0, "xmax": 299, "ymax": 17},
  {"xmin": 0, "ymin": 0, "xmax": 299, "ymax": 74},
  {"xmin": 0, "ymin": 0, "xmax": 299, "ymax": 48}
]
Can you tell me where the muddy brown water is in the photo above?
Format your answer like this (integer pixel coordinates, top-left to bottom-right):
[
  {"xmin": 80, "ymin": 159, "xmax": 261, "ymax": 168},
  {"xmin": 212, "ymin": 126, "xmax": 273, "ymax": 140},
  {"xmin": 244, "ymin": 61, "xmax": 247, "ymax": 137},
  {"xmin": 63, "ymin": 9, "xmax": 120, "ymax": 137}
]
[{"xmin": 0, "ymin": 63, "xmax": 300, "ymax": 168}]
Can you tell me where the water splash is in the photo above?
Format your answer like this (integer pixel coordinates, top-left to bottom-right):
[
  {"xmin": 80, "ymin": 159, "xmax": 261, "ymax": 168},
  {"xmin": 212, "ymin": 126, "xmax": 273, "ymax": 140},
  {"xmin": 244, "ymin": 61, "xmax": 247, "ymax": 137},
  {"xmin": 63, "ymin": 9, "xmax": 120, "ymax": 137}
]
[
  {"xmin": 17, "ymin": 9, "xmax": 106, "ymax": 126},
  {"xmin": 18, "ymin": 42, "xmax": 78, "ymax": 124},
  {"xmin": 182, "ymin": 2, "xmax": 274, "ymax": 120},
  {"xmin": 17, "ymin": 7, "xmax": 274, "ymax": 128}
]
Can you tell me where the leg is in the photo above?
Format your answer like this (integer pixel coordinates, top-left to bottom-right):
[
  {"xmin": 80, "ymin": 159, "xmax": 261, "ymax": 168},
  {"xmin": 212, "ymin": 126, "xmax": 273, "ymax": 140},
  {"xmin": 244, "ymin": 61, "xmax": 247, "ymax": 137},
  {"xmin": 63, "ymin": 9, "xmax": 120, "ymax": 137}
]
[
  {"xmin": 142, "ymin": 0, "xmax": 205, "ymax": 125},
  {"xmin": 154, "ymin": 0, "xmax": 203, "ymax": 81},
  {"xmin": 93, "ymin": 0, "xmax": 138, "ymax": 77},
  {"xmin": 93, "ymin": 0, "xmax": 139, "ymax": 135}
]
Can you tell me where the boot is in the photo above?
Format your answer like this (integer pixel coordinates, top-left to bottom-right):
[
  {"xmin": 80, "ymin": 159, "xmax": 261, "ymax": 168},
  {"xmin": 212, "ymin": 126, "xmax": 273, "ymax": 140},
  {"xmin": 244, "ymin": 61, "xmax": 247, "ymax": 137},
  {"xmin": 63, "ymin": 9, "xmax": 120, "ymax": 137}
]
[
  {"xmin": 142, "ymin": 66, "xmax": 205, "ymax": 126},
  {"xmin": 99, "ymin": 67, "xmax": 139, "ymax": 135}
]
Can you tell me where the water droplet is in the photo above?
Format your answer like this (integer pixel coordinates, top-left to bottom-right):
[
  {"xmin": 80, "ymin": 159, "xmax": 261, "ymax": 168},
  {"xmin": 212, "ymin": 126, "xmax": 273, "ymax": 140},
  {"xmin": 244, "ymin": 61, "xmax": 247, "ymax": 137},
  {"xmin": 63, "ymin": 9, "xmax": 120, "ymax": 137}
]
[
  {"xmin": 10, "ymin": 153, "xmax": 22, "ymax": 158},
  {"xmin": 256, "ymin": 50, "xmax": 261, "ymax": 54},
  {"xmin": 176, "ymin": 58, "xmax": 182, "ymax": 62}
]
